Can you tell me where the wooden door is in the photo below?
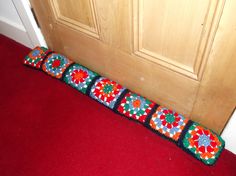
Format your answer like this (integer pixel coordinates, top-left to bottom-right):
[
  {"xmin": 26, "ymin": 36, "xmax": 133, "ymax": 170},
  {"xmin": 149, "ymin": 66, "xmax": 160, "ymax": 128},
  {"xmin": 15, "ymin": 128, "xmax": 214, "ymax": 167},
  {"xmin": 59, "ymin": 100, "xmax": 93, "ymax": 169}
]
[{"xmin": 30, "ymin": 0, "xmax": 236, "ymax": 134}]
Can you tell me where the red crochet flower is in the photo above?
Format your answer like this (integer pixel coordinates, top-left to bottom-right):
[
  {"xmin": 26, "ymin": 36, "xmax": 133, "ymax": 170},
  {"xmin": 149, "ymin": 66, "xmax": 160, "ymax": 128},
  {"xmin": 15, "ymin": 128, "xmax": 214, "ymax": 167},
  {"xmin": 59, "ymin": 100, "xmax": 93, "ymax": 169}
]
[
  {"xmin": 52, "ymin": 59, "xmax": 61, "ymax": 68},
  {"xmin": 71, "ymin": 69, "xmax": 88, "ymax": 84},
  {"xmin": 160, "ymin": 109, "xmax": 180, "ymax": 129},
  {"xmin": 93, "ymin": 78, "xmax": 122, "ymax": 103}
]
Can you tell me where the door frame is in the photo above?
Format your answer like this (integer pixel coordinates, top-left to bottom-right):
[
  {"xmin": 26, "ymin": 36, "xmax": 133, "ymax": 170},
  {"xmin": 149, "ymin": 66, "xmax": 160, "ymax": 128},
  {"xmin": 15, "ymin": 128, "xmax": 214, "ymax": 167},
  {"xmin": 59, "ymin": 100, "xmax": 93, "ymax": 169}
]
[{"xmin": 12, "ymin": 0, "xmax": 47, "ymax": 48}]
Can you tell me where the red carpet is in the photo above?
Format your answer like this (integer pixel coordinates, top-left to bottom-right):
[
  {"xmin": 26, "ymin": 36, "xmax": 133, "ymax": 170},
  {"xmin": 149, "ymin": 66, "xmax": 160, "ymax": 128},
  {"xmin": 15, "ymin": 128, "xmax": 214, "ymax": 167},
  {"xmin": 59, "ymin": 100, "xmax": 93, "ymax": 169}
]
[{"xmin": 0, "ymin": 34, "xmax": 236, "ymax": 176}]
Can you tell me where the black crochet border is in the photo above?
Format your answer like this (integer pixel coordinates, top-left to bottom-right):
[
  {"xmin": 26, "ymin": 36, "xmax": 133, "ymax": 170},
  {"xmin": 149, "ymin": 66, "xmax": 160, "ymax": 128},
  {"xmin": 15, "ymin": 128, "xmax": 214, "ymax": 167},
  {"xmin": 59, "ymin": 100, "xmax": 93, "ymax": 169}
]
[{"xmin": 40, "ymin": 50, "xmax": 55, "ymax": 70}]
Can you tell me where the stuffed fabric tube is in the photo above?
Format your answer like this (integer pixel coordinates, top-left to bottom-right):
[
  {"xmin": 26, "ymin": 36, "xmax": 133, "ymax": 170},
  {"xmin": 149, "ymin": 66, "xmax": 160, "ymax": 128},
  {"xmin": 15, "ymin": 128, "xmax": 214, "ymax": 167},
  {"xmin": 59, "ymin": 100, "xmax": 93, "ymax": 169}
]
[{"xmin": 23, "ymin": 46, "xmax": 225, "ymax": 165}]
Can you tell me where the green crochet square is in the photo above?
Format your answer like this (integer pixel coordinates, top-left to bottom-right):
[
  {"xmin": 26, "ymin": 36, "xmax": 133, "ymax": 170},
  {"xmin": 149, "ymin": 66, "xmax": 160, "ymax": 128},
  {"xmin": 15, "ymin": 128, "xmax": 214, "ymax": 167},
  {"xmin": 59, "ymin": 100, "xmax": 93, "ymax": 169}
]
[
  {"xmin": 181, "ymin": 122, "xmax": 225, "ymax": 165},
  {"xmin": 63, "ymin": 64, "xmax": 99, "ymax": 94}
]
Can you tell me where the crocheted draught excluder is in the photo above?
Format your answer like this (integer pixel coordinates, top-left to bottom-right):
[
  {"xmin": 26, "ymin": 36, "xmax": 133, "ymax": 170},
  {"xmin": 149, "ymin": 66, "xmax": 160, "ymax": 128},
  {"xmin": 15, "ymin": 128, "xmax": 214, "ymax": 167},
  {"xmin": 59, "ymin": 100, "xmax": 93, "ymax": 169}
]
[{"xmin": 23, "ymin": 46, "xmax": 225, "ymax": 165}]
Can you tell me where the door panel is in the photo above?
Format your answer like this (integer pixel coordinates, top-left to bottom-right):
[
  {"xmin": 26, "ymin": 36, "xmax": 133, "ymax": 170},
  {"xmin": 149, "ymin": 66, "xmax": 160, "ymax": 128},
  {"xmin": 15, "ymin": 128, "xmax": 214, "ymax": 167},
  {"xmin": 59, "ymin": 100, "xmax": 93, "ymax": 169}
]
[
  {"xmin": 51, "ymin": 0, "xmax": 99, "ymax": 38},
  {"xmin": 56, "ymin": 0, "xmax": 95, "ymax": 27},
  {"xmin": 30, "ymin": 0, "xmax": 236, "ymax": 133},
  {"xmin": 133, "ymin": 0, "xmax": 218, "ymax": 79}
]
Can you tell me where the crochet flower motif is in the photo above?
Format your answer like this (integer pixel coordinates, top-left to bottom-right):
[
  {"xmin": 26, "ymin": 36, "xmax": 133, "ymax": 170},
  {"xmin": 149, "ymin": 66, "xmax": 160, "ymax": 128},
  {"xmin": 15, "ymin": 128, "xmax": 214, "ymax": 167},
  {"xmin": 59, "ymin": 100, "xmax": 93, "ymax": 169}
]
[
  {"xmin": 42, "ymin": 53, "xmax": 73, "ymax": 78},
  {"xmin": 93, "ymin": 78, "xmax": 122, "ymax": 103},
  {"xmin": 189, "ymin": 126, "xmax": 220, "ymax": 158},
  {"xmin": 24, "ymin": 46, "xmax": 47, "ymax": 68},
  {"xmin": 117, "ymin": 92, "xmax": 155, "ymax": 122},
  {"xmin": 71, "ymin": 69, "xmax": 88, "ymax": 84},
  {"xmin": 63, "ymin": 64, "xmax": 98, "ymax": 94},
  {"xmin": 126, "ymin": 95, "xmax": 146, "ymax": 115},
  {"xmin": 90, "ymin": 78, "xmax": 125, "ymax": 109},
  {"xmin": 150, "ymin": 107, "xmax": 188, "ymax": 141},
  {"xmin": 182, "ymin": 123, "xmax": 224, "ymax": 165}
]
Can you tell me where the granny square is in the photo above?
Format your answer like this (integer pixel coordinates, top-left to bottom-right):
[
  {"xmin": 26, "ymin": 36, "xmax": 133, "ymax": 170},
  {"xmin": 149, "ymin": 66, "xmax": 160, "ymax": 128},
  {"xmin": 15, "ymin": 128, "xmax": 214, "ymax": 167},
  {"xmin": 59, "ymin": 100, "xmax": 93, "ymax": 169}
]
[
  {"xmin": 149, "ymin": 106, "xmax": 189, "ymax": 141},
  {"xmin": 42, "ymin": 53, "xmax": 73, "ymax": 79},
  {"xmin": 180, "ymin": 122, "xmax": 225, "ymax": 165},
  {"xmin": 63, "ymin": 64, "xmax": 99, "ymax": 94},
  {"xmin": 116, "ymin": 92, "xmax": 156, "ymax": 123},
  {"xmin": 24, "ymin": 46, "xmax": 49, "ymax": 69},
  {"xmin": 89, "ymin": 77, "xmax": 126, "ymax": 109}
]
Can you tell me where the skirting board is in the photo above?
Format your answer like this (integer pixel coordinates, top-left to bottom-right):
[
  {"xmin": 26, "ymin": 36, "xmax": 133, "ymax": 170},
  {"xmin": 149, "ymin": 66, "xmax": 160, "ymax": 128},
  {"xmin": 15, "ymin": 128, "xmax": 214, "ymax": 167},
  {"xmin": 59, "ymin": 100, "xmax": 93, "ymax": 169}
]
[
  {"xmin": 0, "ymin": 16, "xmax": 32, "ymax": 48},
  {"xmin": 221, "ymin": 110, "xmax": 236, "ymax": 155}
]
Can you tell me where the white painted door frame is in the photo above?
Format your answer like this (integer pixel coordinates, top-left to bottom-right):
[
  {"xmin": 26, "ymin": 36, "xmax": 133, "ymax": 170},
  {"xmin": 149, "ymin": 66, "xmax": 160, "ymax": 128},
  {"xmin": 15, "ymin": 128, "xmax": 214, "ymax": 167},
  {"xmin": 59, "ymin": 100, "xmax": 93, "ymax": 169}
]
[{"xmin": 12, "ymin": 0, "xmax": 46, "ymax": 48}]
